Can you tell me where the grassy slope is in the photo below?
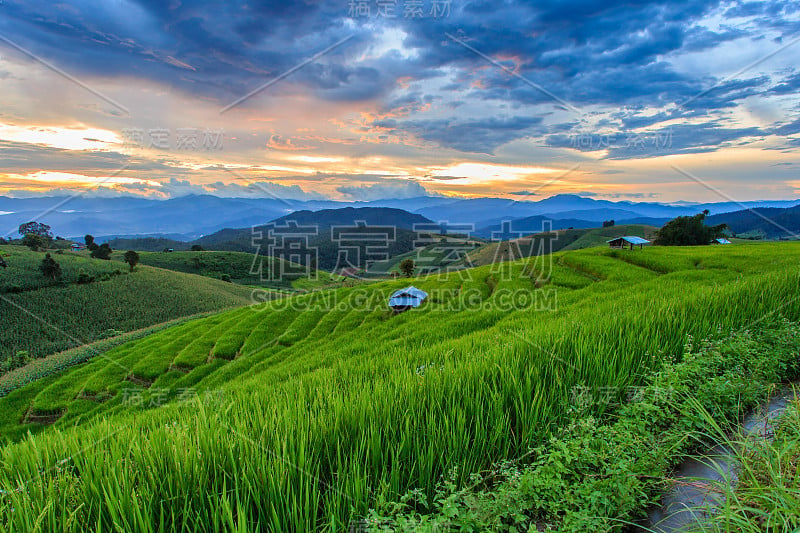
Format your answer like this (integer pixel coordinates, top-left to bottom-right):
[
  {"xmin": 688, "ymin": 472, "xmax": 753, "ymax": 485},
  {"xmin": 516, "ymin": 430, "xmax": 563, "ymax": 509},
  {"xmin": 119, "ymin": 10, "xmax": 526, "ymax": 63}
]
[
  {"xmin": 109, "ymin": 250, "xmax": 343, "ymax": 290},
  {"xmin": 368, "ymin": 237, "xmax": 481, "ymax": 275},
  {"xmin": 0, "ymin": 243, "xmax": 799, "ymax": 531},
  {"xmin": 0, "ymin": 246, "xmax": 124, "ymax": 293},
  {"xmin": 0, "ymin": 246, "xmax": 255, "ymax": 361},
  {"xmin": 465, "ymin": 224, "xmax": 659, "ymax": 267},
  {"xmin": 706, "ymin": 394, "xmax": 800, "ymax": 530}
]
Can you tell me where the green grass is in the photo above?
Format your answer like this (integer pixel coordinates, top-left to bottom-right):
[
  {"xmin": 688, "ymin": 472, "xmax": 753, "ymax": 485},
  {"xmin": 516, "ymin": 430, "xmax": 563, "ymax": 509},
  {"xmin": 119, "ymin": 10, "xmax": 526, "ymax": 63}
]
[
  {"xmin": 0, "ymin": 245, "xmax": 124, "ymax": 293},
  {"xmin": 110, "ymin": 250, "xmax": 343, "ymax": 290},
  {"xmin": 368, "ymin": 237, "xmax": 482, "ymax": 275},
  {"xmin": 0, "ymin": 242, "xmax": 798, "ymax": 531},
  {"xmin": 465, "ymin": 224, "xmax": 659, "ymax": 268},
  {"xmin": 699, "ymin": 390, "xmax": 800, "ymax": 531},
  {"xmin": 0, "ymin": 247, "xmax": 258, "ymax": 362}
]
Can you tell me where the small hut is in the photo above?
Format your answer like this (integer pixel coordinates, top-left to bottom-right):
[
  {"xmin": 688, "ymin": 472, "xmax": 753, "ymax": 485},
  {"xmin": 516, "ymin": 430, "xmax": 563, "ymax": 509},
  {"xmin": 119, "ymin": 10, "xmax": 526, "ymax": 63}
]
[
  {"xmin": 389, "ymin": 286, "xmax": 428, "ymax": 312},
  {"xmin": 711, "ymin": 238, "xmax": 732, "ymax": 245},
  {"xmin": 607, "ymin": 236, "xmax": 650, "ymax": 250}
]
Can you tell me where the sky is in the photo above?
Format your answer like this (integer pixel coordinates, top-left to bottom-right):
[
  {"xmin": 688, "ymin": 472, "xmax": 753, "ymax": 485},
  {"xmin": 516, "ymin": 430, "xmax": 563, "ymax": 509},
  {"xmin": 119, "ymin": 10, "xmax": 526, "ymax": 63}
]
[{"xmin": 0, "ymin": 0, "xmax": 799, "ymax": 203}]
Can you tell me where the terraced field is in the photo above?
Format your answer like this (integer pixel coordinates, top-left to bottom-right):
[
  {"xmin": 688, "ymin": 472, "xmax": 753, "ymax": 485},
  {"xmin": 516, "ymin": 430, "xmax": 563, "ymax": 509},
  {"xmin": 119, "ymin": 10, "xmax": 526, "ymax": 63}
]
[
  {"xmin": 109, "ymin": 250, "xmax": 343, "ymax": 290},
  {"xmin": 0, "ymin": 246, "xmax": 257, "ymax": 361},
  {"xmin": 1, "ymin": 243, "xmax": 799, "ymax": 531},
  {"xmin": 464, "ymin": 224, "xmax": 660, "ymax": 267}
]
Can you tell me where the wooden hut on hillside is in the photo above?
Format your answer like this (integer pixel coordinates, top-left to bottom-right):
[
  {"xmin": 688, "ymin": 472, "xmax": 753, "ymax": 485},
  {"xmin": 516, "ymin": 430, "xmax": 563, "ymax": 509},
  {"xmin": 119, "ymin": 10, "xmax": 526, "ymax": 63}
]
[{"xmin": 607, "ymin": 236, "xmax": 650, "ymax": 250}]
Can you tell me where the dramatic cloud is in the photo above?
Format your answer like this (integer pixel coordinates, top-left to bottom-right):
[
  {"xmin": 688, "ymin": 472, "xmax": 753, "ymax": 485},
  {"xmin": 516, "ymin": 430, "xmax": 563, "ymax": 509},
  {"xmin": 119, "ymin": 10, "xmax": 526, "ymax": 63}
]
[
  {"xmin": 0, "ymin": 0, "xmax": 798, "ymax": 200},
  {"xmin": 336, "ymin": 180, "xmax": 433, "ymax": 200}
]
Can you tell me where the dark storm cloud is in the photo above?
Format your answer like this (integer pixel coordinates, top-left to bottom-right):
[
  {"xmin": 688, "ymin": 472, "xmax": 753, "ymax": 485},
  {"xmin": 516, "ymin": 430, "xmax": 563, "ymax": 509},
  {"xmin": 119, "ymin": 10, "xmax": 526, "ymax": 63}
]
[
  {"xmin": 545, "ymin": 122, "xmax": 764, "ymax": 159},
  {"xmin": 374, "ymin": 116, "xmax": 544, "ymax": 153},
  {"xmin": 0, "ymin": 0, "xmax": 797, "ymax": 154}
]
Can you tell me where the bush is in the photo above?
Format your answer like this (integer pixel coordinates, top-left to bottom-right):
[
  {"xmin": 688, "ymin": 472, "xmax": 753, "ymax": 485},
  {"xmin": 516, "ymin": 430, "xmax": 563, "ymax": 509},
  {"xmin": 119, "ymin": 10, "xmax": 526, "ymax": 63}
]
[
  {"xmin": 1, "ymin": 350, "xmax": 31, "ymax": 374},
  {"xmin": 39, "ymin": 253, "xmax": 62, "ymax": 281},
  {"xmin": 22, "ymin": 233, "xmax": 46, "ymax": 251},
  {"xmin": 91, "ymin": 243, "xmax": 113, "ymax": 260},
  {"xmin": 77, "ymin": 269, "xmax": 94, "ymax": 284},
  {"xmin": 124, "ymin": 250, "xmax": 140, "ymax": 272}
]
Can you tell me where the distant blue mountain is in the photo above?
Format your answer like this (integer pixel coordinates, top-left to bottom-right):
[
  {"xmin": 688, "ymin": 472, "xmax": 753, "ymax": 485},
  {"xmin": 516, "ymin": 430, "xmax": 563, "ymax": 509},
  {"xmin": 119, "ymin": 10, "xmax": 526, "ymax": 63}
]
[{"xmin": 0, "ymin": 193, "xmax": 797, "ymax": 240}]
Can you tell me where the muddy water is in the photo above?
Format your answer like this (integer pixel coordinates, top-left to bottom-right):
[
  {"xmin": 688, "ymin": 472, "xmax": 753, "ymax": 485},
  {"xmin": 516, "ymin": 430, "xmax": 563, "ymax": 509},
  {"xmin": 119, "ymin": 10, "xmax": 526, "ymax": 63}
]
[{"xmin": 642, "ymin": 387, "xmax": 796, "ymax": 532}]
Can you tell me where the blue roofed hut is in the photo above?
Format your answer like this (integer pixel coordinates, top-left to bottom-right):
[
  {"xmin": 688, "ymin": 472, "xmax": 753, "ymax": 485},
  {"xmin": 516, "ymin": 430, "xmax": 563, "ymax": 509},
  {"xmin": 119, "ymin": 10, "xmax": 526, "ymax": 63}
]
[
  {"xmin": 607, "ymin": 236, "xmax": 651, "ymax": 250},
  {"xmin": 388, "ymin": 286, "xmax": 428, "ymax": 312}
]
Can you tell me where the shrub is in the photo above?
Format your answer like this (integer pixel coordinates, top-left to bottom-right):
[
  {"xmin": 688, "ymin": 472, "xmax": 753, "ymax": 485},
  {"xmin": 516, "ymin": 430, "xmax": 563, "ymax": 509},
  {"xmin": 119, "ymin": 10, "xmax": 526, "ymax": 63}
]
[
  {"xmin": 39, "ymin": 253, "xmax": 62, "ymax": 281},
  {"xmin": 91, "ymin": 243, "xmax": 112, "ymax": 260},
  {"xmin": 22, "ymin": 233, "xmax": 46, "ymax": 251},
  {"xmin": 76, "ymin": 269, "xmax": 94, "ymax": 284}
]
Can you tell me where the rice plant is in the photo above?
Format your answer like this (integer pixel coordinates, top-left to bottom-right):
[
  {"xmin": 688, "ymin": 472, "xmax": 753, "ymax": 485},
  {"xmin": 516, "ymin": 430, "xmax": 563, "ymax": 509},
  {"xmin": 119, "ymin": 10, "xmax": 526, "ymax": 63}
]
[{"xmin": 0, "ymin": 242, "xmax": 798, "ymax": 531}]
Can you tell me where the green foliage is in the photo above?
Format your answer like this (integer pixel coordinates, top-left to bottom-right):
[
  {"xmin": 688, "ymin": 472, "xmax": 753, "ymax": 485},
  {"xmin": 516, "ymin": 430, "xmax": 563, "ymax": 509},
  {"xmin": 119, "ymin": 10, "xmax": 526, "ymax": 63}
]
[
  {"xmin": 123, "ymin": 250, "xmax": 140, "ymax": 272},
  {"xmin": 111, "ymin": 250, "xmax": 340, "ymax": 290},
  {"xmin": 39, "ymin": 253, "xmax": 62, "ymax": 281},
  {"xmin": 18, "ymin": 221, "xmax": 52, "ymax": 238},
  {"xmin": 463, "ymin": 224, "xmax": 659, "ymax": 269},
  {"xmin": 191, "ymin": 244, "xmax": 204, "ymax": 251},
  {"xmin": 0, "ymin": 351, "xmax": 30, "ymax": 374},
  {"xmin": 0, "ymin": 246, "xmax": 123, "ymax": 293},
  {"xmin": 399, "ymin": 258, "xmax": 415, "ymax": 277},
  {"xmin": 90, "ymin": 243, "xmax": 112, "ymax": 260},
  {"xmin": 22, "ymin": 233, "xmax": 46, "ymax": 251},
  {"xmin": 703, "ymin": 395, "xmax": 800, "ymax": 531},
  {"xmin": 0, "ymin": 247, "xmax": 258, "ymax": 362},
  {"xmin": 370, "ymin": 322, "xmax": 800, "ymax": 531},
  {"xmin": 84, "ymin": 234, "xmax": 98, "ymax": 251},
  {"xmin": 0, "ymin": 243, "xmax": 799, "ymax": 531},
  {"xmin": 76, "ymin": 269, "xmax": 93, "ymax": 284},
  {"xmin": 655, "ymin": 211, "xmax": 727, "ymax": 246}
]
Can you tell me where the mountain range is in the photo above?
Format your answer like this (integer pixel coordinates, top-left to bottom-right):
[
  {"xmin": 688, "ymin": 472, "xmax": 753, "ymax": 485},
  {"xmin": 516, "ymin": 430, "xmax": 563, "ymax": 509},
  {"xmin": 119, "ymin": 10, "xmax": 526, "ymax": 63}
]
[{"xmin": 0, "ymin": 193, "xmax": 798, "ymax": 241}]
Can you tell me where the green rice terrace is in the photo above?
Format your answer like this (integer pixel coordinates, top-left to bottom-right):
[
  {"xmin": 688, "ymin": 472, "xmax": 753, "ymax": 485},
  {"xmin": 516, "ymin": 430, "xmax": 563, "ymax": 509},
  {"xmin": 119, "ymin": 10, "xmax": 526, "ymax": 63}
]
[
  {"xmin": 108, "ymin": 250, "xmax": 343, "ymax": 290},
  {"xmin": 0, "ymin": 246, "xmax": 259, "ymax": 363},
  {"xmin": 1, "ymin": 242, "xmax": 800, "ymax": 530},
  {"xmin": 0, "ymin": 247, "xmax": 343, "ymax": 364}
]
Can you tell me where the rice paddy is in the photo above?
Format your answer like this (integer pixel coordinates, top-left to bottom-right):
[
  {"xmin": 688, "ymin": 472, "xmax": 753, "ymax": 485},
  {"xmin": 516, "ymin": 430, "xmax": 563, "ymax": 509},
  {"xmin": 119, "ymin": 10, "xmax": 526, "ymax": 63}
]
[
  {"xmin": 0, "ymin": 242, "xmax": 799, "ymax": 531},
  {"xmin": 0, "ymin": 247, "xmax": 258, "ymax": 362}
]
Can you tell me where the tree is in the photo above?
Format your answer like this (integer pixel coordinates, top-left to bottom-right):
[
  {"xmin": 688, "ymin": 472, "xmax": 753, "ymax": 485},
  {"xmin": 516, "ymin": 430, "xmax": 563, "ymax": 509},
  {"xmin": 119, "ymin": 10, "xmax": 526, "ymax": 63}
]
[
  {"xmin": 91, "ymin": 243, "xmax": 113, "ymax": 260},
  {"xmin": 399, "ymin": 258, "xmax": 415, "ymax": 278},
  {"xmin": 190, "ymin": 244, "xmax": 204, "ymax": 251},
  {"xmin": 123, "ymin": 250, "xmax": 140, "ymax": 272},
  {"xmin": 602, "ymin": 219, "xmax": 615, "ymax": 227},
  {"xmin": 40, "ymin": 253, "xmax": 62, "ymax": 280},
  {"xmin": 85, "ymin": 234, "xmax": 99, "ymax": 251},
  {"xmin": 654, "ymin": 211, "xmax": 727, "ymax": 246},
  {"xmin": 22, "ymin": 233, "xmax": 46, "ymax": 251},
  {"xmin": 18, "ymin": 221, "xmax": 52, "ymax": 239}
]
